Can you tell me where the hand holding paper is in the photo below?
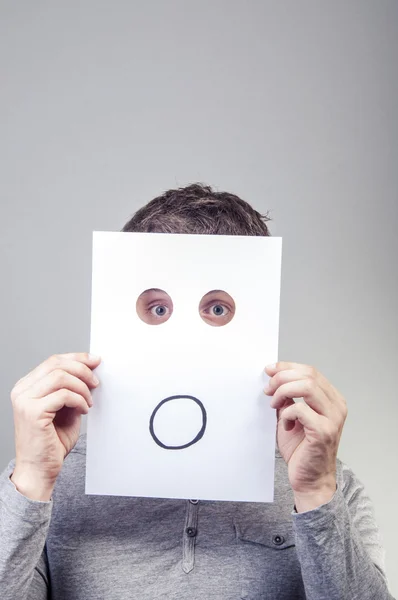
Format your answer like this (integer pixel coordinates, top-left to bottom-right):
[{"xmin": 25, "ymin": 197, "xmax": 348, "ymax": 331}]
[{"xmin": 264, "ymin": 361, "xmax": 348, "ymax": 511}]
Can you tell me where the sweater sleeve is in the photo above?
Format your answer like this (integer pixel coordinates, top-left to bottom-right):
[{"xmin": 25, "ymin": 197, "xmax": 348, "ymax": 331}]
[
  {"xmin": 0, "ymin": 459, "xmax": 52, "ymax": 600},
  {"xmin": 292, "ymin": 461, "xmax": 395, "ymax": 600}
]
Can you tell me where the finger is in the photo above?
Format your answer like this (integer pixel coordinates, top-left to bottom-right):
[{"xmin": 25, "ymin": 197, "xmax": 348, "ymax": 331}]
[
  {"xmin": 12, "ymin": 355, "xmax": 100, "ymax": 399},
  {"xmin": 19, "ymin": 370, "xmax": 93, "ymax": 408},
  {"xmin": 280, "ymin": 401, "xmax": 323, "ymax": 432},
  {"xmin": 14, "ymin": 353, "xmax": 100, "ymax": 391},
  {"xmin": 265, "ymin": 361, "xmax": 306, "ymax": 375},
  {"xmin": 270, "ymin": 380, "xmax": 334, "ymax": 417},
  {"xmin": 276, "ymin": 398, "xmax": 296, "ymax": 428},
  {"xmin": 265, "ymin": 362, "xmax": 346, "ymax": 411},
  {"xmin": 38, "ymin": 389, "xmax": 90, "ymax": 416},
  {"xmin": 266, "ymin": 363, "xmax": 324, "ymax": 386},
  {"xmin": 265, "ymin": 367, "xmax": 346, "ymax": 419},
  {"xmin": 265, "ymin": 368, "xmax": 314, "ymax": 395}
]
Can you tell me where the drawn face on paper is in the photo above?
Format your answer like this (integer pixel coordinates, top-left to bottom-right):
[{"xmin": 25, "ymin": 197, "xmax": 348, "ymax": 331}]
[
  {"xmin": 136, "ymin": 288, "xmax": 236, "ymax": 450},
  {"xmin": 86, "ymin": 232, "xmax": 282, "ymax": 502}
]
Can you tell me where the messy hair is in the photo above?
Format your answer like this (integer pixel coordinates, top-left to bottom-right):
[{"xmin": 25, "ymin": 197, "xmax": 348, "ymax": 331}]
[{"xmin": 122, "ymin": 183, "xmax": 271, "ymax": 236}]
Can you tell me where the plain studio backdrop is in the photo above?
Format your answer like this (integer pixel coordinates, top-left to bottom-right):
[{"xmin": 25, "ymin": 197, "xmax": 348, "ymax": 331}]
[{"xmin": 0, "ymin": 0, "xmax": 397, "ymax": 595}]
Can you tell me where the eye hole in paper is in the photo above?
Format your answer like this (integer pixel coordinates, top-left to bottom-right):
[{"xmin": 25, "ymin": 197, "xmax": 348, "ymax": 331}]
[
  {"xmin": 199, "ymin": 290, "xmax": 236, "ymax": 327},
  {"xmin": 136, "ymin": 288, "xmax": 173, "ymax": 325}
]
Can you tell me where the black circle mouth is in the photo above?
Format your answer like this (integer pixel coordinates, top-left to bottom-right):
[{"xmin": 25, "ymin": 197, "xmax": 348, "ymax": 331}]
[{"xmin": 149, "ymin": 395, "xmax": 207, "ymax": 450}]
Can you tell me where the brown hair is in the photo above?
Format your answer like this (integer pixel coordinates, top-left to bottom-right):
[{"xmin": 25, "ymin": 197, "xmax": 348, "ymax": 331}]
[{"xmin": 122, "ymin": 183, "xmax": 271, "ymax": 236}]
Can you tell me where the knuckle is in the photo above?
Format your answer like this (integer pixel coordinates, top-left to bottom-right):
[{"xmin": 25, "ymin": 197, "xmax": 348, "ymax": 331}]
[
  {"xmin": 279, "ymin": 406, "xmax": 289, "ymax": 420},
  {"xmin": 48, "ymin": 354, "xmax": 60, "ymax": 366},
  {"xmin": 75, "ymin": 352, "xmax": 90, "ymax": 364},
  {"xmin": 77, "ymin": 383, "xmax": 90, "ymax": 400},
  {"xmin": 76, "ymin": 362, "xmax": 91, "ymax": 381},
  {"xmin": 271, "ymin": 372, "xmax": 281, "ymax": 388},
  {"xmin": 307, "ymin": 366, "xmax": 317, "ymax": 378},
  {"xmin": 305, "ymin": 378, "xmax": 317, "ymax": 394},
  {"xmin": 77, "ymin": 374, "xmax": 88, "ymax": 390},
  {"xmin": 284, "ymin": 402, "xmax": 295, "ymax": 417},
  {"xmin": 271, "ymin": 389, "xmax": 280, "ymax": 405},
  {"xmin": 77, "ymin": 392, "xmax": 86, "ymax": 403},
  {"xmin": 52, "ymin": 369, "xmax": 67, "ymax": 385},
  {"xmin": 57, "ymin": 388, "xmax": 71, "ymax": 402}
]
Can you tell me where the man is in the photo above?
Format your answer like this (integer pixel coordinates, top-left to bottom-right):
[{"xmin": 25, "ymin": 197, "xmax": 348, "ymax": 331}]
[{"xmin": 0, "ymin": 183, "xmax": 393, "ymax": 599}]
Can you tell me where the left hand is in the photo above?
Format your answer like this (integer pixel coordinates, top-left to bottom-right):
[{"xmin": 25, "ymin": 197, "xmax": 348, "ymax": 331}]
[{"xmin": 264, "ymin": 362, "xmax": 348, "ymax": 512}]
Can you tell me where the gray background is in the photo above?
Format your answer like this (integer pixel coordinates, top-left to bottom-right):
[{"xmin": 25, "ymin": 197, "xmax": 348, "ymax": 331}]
[{"xmin": 1, "ymin": 0, "xmax": 397, "ymax": 595}]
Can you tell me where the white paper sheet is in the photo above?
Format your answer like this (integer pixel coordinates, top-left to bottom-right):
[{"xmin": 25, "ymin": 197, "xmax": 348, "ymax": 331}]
[{"xmin": 86, "ymin": 232, "xmax": 282, "ymax": 502}]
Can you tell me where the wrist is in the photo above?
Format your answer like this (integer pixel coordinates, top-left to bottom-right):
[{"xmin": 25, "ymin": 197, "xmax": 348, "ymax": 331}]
[
  {"xmin": 11, "ymin": 466, "xmax": 56, "ymax": 502},
  {"xmin": 293, "ymin": 478, "xmax": 337, "ymax": 513}
]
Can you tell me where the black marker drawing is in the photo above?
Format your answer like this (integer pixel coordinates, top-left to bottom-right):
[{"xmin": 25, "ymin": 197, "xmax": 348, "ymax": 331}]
[{"xmin": 149, "ymin": 395, "xmax": 207, "ymax": 450}]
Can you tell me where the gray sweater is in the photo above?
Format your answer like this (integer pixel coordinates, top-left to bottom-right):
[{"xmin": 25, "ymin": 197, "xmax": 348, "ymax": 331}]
[{"xmin": 0, "ymin": 434, "xmax": 394, "ymax": 600}]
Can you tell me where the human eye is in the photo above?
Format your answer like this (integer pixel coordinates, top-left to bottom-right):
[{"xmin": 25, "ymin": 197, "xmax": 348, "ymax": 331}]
[
  {"xmin": 199, "ymin": 290, "xmax": 235, "ymax": 327},
  {"xmin": 206, "ymin": 303, "xmax": 230, "ymax": 317},
  {"xmin": 149, "ymin": 304, "xmax": 170, "ymax": 317},
  {"xmin": 136, "ymin": 289, "xmax": 173, "ymax": 325}
]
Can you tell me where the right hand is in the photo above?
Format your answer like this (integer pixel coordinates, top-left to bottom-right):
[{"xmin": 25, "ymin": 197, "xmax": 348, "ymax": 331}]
[{"xmin": 10, "ymin": 352, "xmax": 101, "ymax": 501}]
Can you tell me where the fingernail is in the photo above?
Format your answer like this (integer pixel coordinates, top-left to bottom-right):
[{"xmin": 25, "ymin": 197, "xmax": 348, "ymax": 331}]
[
  {"xmin": 263, "ymin": 385, "xmax": 271, "ymax": 394},
  {"xmin": 89, "ymin": 354, "xmax": 101, "ymax": 361},
  {"xmin": 265, "ymin": 363, "xmax": 276, "ymax": 371},
  {"xmin": 92, "ymin": 375, "xmax": 99, "ymax": 386}
]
